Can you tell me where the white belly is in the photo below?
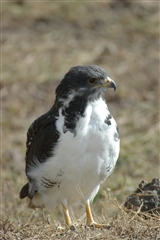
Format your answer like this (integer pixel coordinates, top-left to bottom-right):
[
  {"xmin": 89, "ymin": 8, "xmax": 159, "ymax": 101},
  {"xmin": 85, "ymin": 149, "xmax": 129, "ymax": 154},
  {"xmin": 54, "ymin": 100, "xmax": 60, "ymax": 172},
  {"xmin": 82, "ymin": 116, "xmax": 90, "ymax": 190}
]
[{"xmin": 28, "ymin": 99, "xmax": 120, "ymax": 208}]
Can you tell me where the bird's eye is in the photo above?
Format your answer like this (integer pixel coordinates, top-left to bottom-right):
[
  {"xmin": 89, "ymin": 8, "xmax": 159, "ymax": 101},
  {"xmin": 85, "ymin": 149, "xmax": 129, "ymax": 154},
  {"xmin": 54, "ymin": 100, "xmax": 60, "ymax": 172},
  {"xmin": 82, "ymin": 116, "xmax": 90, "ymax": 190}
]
[{"xmin": 88, "ymin": 78, "xmax": 97, "ymax": 85}]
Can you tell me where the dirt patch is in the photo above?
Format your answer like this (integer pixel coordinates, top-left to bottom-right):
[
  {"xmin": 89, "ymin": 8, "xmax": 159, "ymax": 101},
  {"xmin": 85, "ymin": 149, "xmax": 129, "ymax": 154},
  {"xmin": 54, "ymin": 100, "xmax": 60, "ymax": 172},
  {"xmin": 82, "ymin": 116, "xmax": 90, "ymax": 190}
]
[{"xmin": 125, "ymin": 178, "xmax": 160, "ymax": 213}]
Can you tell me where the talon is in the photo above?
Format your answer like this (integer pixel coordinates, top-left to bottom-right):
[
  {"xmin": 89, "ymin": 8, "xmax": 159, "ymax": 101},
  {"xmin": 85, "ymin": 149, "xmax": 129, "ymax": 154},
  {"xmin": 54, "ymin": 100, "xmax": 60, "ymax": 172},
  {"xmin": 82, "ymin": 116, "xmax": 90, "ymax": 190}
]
[
  {"xmin": 85, "ymin": 201, "xmax": 110, "ymax": 229},
  {"xmin": 69, "ymin": 225, "xmax": 76, "ymax": 231},
  {"xmin": 62, "ymin": 204, "xmax": 76, "ymax": 230},
  {"xmin": 87, "ymin": 221, "xmax": 110, "ymax": 229}
]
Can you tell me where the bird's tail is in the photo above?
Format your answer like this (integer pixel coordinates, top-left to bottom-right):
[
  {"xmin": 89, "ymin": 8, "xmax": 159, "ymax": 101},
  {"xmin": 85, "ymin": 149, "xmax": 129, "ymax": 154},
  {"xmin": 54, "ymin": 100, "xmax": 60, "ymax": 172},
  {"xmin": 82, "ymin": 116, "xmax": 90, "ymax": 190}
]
[
  {"xmin": 19, "ymin": 182, "xmax": 44, "ymax": 209},
  {"xmin": 19, "ymin": 183, "xmax": 29, "ymax": 199}
]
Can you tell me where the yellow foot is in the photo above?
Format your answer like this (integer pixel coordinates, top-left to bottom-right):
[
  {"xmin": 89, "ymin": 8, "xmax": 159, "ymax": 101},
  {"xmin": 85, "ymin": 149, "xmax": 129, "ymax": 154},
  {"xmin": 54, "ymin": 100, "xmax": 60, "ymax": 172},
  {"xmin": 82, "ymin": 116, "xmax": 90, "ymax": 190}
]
[
  {"xmin": 62, "ymin": 204, "xmax": 76, "ymax": 231},
  {"xmin": 85, "ymin": 201, "xmax": 110, "ymax": 229},
  {"xmin": 86, "ymin": 221, "xmax": 111, "ymax": 229}
]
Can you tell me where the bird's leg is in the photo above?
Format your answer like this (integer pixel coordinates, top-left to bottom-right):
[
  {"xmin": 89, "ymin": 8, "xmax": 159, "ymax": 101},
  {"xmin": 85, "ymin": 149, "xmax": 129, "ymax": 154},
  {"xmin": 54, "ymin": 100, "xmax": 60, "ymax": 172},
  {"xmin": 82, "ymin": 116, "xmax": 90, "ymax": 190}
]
[
  {"xmin": 85, "ymin": 201, "xmax": 110, "ymax": 229},
  {"xmin": 62, "ymin": 205, "xmax": 72, "ymax": 226},
  {"xmin": 62, "ymin": 205, "xmax": 76, "ymax": 230},
  {"xmin": 85, "ymin": 201, "xmax": 96, "ymax": 226}
]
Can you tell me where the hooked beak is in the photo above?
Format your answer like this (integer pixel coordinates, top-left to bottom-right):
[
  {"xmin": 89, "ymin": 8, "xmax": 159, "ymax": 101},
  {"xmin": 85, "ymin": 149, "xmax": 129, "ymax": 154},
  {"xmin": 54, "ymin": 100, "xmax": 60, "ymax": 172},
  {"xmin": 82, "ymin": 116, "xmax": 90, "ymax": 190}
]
[
  {"xmin": 104, "ymin": 76, "xmax": 117, "ymax": 91},
  {"xmin": 93, "ymin": 77, "xmax": 117, "ymax": 91},
  {"xmin": 93, "ymin": 76, "xmax": 116, "ymax": 91}
]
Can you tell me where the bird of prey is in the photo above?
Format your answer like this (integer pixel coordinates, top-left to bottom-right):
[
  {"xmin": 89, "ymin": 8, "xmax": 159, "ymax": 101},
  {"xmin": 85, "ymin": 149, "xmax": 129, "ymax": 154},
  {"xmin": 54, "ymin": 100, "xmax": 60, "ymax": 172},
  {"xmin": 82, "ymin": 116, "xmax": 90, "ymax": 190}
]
[{"xmin": 20, "ymin": 65, "xmax": 120, "ymax": 229}]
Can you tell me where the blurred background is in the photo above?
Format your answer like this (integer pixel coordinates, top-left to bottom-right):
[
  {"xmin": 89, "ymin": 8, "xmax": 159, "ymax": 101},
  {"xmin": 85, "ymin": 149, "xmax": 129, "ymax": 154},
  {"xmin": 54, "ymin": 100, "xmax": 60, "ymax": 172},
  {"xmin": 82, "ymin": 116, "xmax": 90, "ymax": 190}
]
[{"xmin": 2, "ymin": 1, "xmax": 159, "ymax": 222}]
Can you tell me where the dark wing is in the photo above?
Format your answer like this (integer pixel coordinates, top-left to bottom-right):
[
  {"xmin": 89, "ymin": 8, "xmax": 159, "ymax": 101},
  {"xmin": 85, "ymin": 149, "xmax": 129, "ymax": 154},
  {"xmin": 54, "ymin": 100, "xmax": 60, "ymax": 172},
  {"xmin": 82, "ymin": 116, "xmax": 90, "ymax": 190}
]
[
  {"xmin": 20, "ymin": 107, "xmax": 60, "ymax": 199},
  {"xmin": 25, "ymin": 108, "xmax": 60, "ymax": 173}
]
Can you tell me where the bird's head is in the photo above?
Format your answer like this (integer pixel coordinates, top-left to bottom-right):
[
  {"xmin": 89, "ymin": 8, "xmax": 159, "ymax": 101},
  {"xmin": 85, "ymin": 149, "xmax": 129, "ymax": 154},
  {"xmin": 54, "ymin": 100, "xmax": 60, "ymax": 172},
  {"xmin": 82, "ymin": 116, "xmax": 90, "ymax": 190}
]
[{"xmin": 55, "ymin": 65, "xmax": 116, "ymax": 103}]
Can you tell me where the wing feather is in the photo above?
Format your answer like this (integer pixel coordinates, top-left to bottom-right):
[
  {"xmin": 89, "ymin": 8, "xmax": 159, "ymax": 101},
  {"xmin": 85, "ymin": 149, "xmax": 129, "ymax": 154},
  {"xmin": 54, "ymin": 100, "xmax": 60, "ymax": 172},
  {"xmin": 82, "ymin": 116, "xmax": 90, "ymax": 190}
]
[{"xmin": 25, "ymin": 108, "xmax": 60, "ymax": 173}]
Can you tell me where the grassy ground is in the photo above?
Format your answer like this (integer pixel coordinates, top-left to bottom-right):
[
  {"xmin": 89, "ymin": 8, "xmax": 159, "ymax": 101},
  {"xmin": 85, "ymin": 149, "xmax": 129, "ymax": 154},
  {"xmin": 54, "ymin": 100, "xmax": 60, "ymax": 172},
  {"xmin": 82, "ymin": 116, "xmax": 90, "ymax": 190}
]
[{"xmin": 1, "ymin": 1, "xmax": 160, "ymax": 239}]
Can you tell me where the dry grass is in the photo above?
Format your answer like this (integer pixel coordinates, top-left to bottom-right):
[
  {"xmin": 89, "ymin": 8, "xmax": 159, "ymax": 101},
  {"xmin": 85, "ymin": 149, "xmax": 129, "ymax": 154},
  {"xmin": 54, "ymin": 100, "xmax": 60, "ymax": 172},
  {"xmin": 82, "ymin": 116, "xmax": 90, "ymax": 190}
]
[
  {"xmin": 1, "ymin": 1, "xmax": 160, "ymax": 239},
  {"xmin": 1, "ymin": 204, "xmax": 160, "ymax": 240},
  {"xmin": 1, "ymin": 189, "xmax": 160, "ymax": 239}
]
